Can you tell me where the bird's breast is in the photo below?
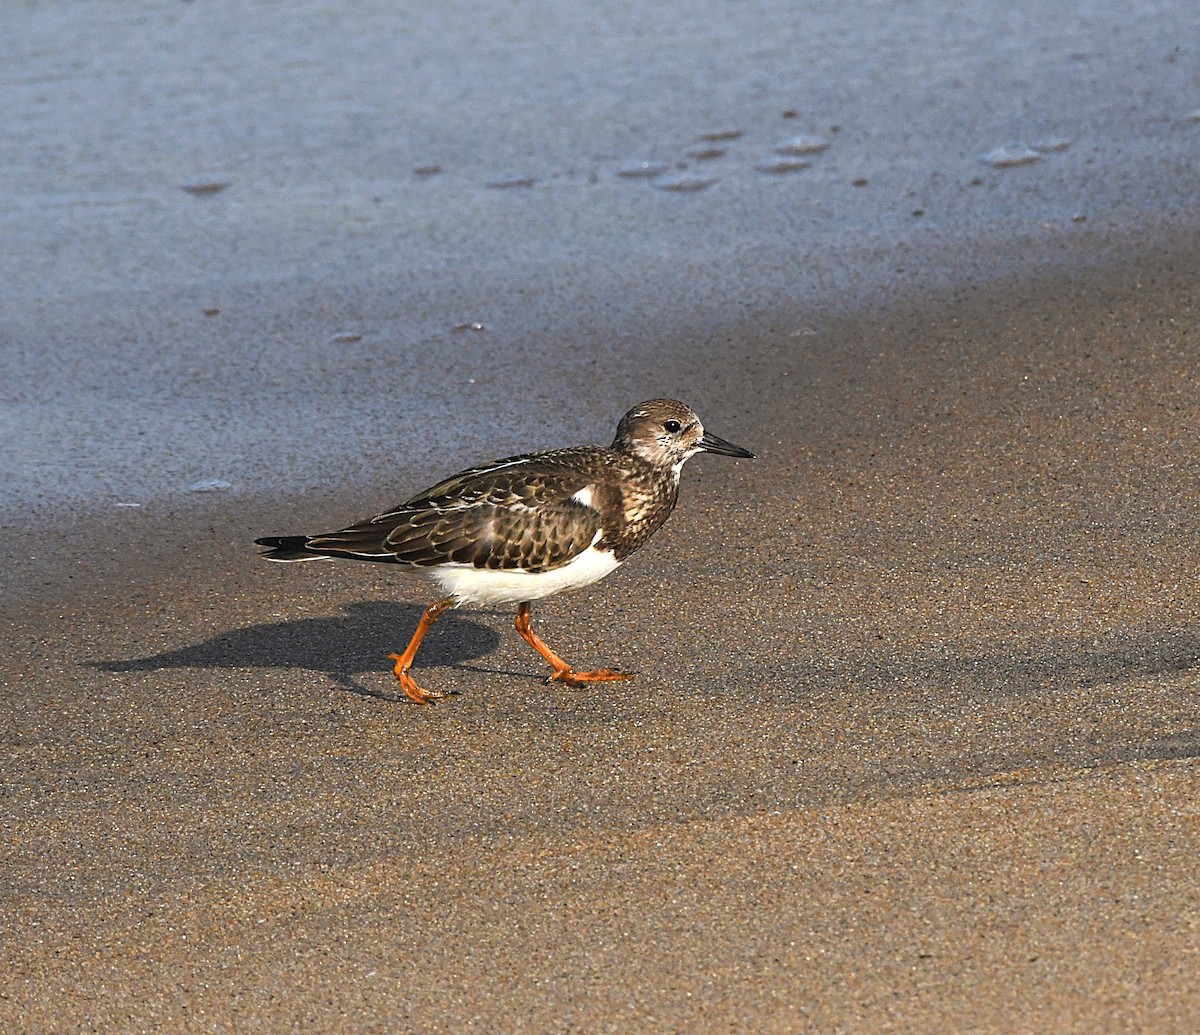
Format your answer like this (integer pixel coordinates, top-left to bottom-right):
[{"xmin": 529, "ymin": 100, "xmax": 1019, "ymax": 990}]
[{"xmin": 602, "ymin": 469, "xmax": 679, "ymax": 560}]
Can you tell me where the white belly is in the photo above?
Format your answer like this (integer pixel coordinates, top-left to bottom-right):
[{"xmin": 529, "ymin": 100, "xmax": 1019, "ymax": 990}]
[{"xmin": 423, "ymin": 545, "xmax": 622, "ymax": 606}]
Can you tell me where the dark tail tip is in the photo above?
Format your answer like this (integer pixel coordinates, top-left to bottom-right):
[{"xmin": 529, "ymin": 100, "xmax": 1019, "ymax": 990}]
[{"xmin": 255, "ymin": 535, "xmax": 316, "ymax": 561}]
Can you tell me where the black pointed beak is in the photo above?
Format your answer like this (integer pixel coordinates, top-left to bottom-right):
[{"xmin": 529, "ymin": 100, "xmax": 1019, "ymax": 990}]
[{"xmin": 699, "ymin": 430, "xmax": 755, "ymax": 459}]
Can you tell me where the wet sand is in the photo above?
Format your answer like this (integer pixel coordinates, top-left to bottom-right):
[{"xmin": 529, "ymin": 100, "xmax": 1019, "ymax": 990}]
[
  {"xmin": 4, "ymin": 1, "xmax": 1200, "ymax": 1031},
  {"xmin": 5, "ymin": 237, "xmax": 1200, "ymax": 1031}
]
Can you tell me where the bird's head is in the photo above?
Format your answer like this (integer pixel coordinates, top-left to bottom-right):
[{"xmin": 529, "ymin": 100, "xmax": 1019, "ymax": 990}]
[{"xmin": 612, "ymin": 399, "xmax": 754, "ymax": 475}]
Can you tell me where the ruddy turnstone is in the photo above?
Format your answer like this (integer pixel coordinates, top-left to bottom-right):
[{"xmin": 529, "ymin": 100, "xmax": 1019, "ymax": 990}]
[{"xmin": 255, "ymin": 399, "xmax": 753, "ymax": 704}]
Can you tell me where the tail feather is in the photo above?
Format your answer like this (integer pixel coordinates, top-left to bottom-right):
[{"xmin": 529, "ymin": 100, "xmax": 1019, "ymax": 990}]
[
  {"xmin": 255, "ymin": 532, "xmax": 401, "ymax": 564},
  {"xmin": 255, "ymin": 535, "xmax": 324, "ymax": 561}
]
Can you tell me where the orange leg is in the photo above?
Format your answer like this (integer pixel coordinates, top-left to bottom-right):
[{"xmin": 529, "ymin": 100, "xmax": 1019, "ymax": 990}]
[
  {"xmin": 387, "ymin": 597, "xmax": 456, "ymax": 704},
  {"xmin": 514, "ymin": 602, "xmax": 633, "ymax": 687}
]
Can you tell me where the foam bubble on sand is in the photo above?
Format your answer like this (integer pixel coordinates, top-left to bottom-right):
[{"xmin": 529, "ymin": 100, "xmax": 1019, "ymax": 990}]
[
  {"xmin": 485, "ymin": 175, "xmax": 536, "ymax": 189},
  {"xmin": 982, "ymin": 145, "xmax": 1041, "ymax": 167},
  {"xmin": 652, "ymin": 173, "xmax": 718, "ymax": 192},
  {"xmin": 773, "ymin": 134, "xmax": 830, "ymax": 156},
  {"xmin": 755, "ymin": 156, "xmax": 811, "ymax": 173}
]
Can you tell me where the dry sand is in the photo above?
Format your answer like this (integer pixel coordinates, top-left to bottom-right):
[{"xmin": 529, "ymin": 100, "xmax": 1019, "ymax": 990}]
[{"xmin": 3, "ymin": 1, "xmax": 1199, "ymax": 1031}]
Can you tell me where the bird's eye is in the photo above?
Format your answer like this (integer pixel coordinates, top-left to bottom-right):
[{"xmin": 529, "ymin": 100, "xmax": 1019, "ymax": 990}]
[{"xmin": 663, "ymin": 419, "xmax": 682, "ymax": 433}]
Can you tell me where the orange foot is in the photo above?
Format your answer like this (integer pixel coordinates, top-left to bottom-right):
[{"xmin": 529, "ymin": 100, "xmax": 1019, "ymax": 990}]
[
  {"xmin": 388, "ymin": 652, "xmax": 454, "ymax": 705},
  {"xmin": 386, "ymin": 597, "xmax": 457, "ymax": 705},
  {"xmin": 514, "ymin": 602, "xmax": 636, "ymax": 691},
  {"xmin": 548, "ymin": 668, "xmax": 635, "ymax": 687}
]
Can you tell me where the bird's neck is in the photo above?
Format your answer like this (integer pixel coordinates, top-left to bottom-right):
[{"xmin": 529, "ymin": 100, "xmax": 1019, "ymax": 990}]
[{"xmin": 605, "ymin": 460, "xmax": 680, "ymax": 559}]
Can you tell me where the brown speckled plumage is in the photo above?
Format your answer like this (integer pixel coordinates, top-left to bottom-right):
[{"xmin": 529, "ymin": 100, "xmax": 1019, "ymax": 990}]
[
  {"xmin": 256, "ymin": 399, "xmax": 753, "ymax": 703},
  {"xmin": 273, "ymin": 445, "xmax": 676, "ymax": 571}
]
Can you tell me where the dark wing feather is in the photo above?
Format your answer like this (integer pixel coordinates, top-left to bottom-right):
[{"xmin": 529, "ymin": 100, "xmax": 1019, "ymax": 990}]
[
  {"xmin": 298, "ymin": 452, "xmax": 608, "ymax": 572},
  {"xmin": 384, "ymin": 500, "xmax": 599, "ymax": 572},
  {"xmin": 398, "ymin": 453, "xmax": 555, "ymax": 510}
]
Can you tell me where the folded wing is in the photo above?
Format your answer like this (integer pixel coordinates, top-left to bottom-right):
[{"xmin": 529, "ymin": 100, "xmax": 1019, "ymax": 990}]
[{"xmin": 300, "ymin": 457, "xmax": 604, "ymax": 572}]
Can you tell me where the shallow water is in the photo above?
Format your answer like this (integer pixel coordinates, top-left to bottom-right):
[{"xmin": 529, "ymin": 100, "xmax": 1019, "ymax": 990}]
[{"xmin": 2, "ymin": 0, "xmax": 1198, "ymax": 518}]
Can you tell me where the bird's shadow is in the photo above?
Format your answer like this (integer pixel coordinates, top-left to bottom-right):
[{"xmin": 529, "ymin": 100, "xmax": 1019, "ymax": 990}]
[{"xmin": 87, "ymin": 601, "xmax": 506, "ymax": 699}]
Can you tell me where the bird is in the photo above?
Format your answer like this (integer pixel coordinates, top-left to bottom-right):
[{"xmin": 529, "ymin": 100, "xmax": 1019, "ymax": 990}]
[{"xmin": 255, "ymin": 399, "xmax": 754, "ymax": 704}]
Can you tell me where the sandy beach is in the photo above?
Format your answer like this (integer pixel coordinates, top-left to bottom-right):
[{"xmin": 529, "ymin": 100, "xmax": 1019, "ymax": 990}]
[{"xmin": 3, "ymin": 1, "xmax": 1199, "ymax": 1031}]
